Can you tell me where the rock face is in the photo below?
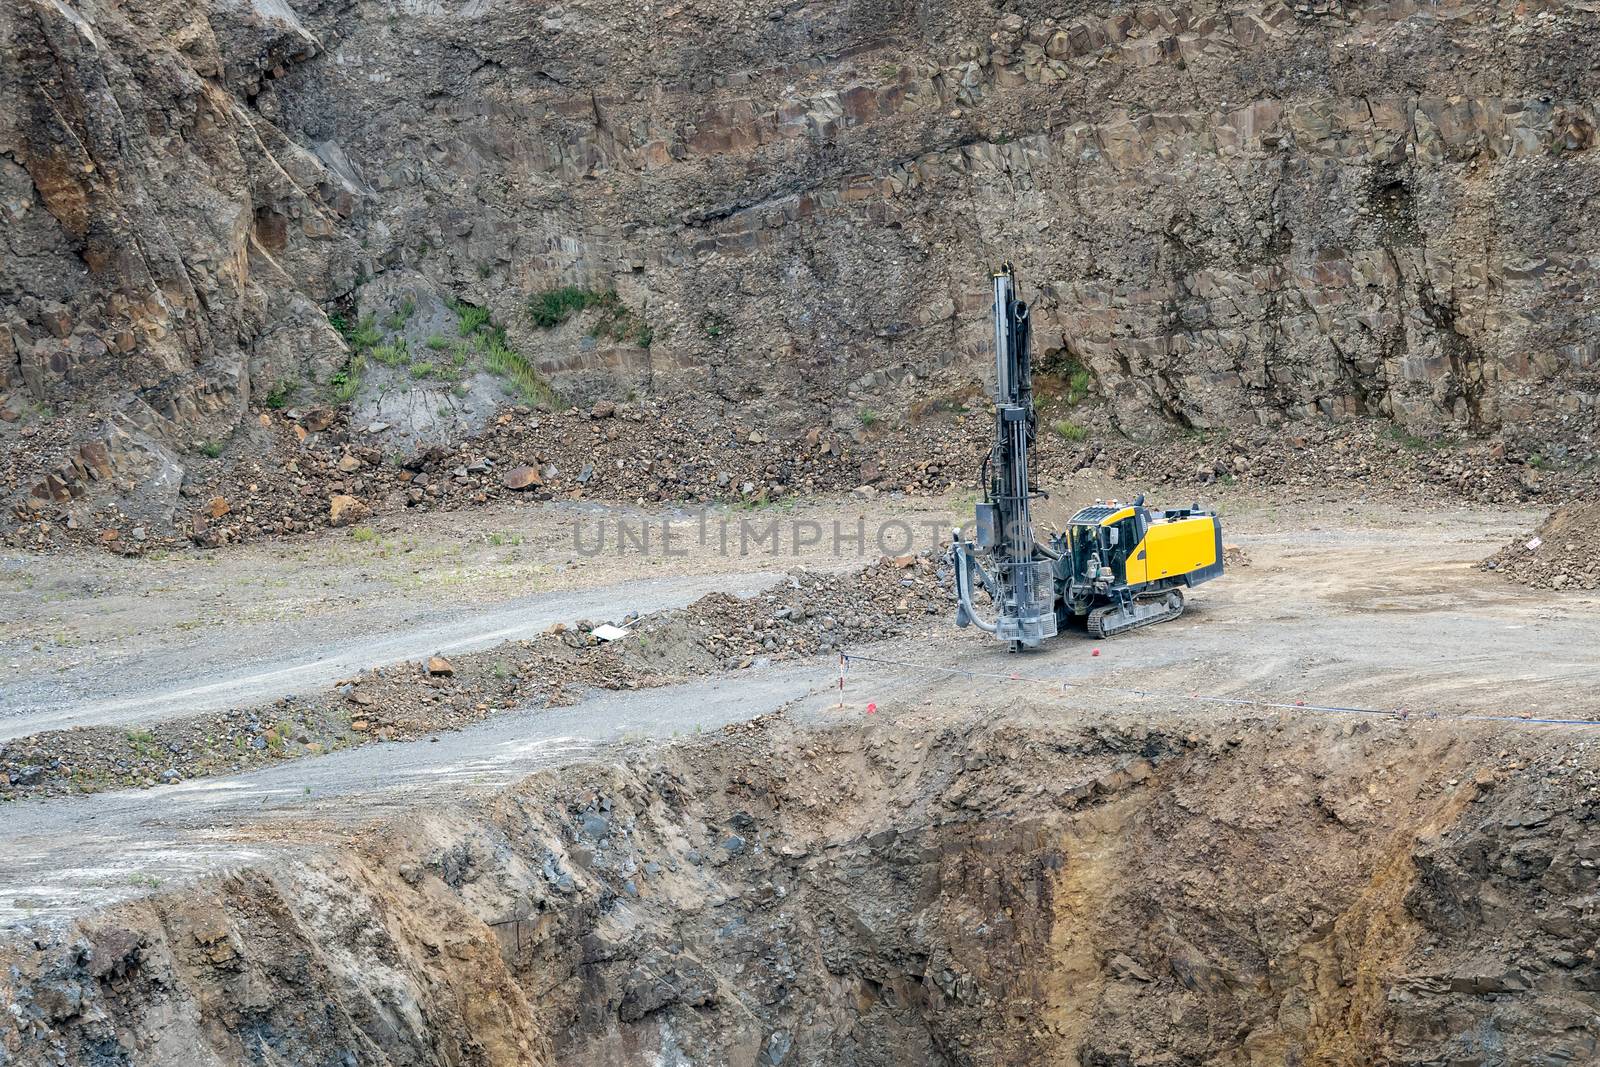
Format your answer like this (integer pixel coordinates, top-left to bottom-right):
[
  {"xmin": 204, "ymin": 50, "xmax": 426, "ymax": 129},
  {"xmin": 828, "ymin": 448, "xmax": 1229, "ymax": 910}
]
[
  {"xmin": 4, "ymin": 712, "xmax": 1600, "ymax": 1065},
  {"xmin": 4, "ymin": 0, "xmax": 1600, "ymax": 524}
]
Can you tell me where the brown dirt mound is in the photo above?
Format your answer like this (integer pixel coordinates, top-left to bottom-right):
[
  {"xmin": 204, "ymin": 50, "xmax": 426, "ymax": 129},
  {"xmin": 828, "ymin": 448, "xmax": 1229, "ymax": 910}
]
[{"xmin": 1482, "ymin": 499, "xmax": 1600, "ymax": 591}]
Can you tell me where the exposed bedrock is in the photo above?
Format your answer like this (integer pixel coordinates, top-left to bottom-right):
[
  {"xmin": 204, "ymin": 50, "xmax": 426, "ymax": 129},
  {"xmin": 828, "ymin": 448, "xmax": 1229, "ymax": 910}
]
[
  {"xmin": 3, "ymin": 0, "xmax": 1599, "ymax": 515},
  {"xmin": 4, "ymin": 714, "xmax": 1598, "ymax": 1065}
]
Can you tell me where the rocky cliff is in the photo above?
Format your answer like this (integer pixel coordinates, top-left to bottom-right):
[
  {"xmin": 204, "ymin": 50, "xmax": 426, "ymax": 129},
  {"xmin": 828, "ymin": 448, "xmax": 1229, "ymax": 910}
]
[
  {"xmin": 3, "ymin": 0, "xmax": 1598, "ymax": 531},
  {"xmin": 6, "ymin": 711, "xmax": 1600, "ymax": 1065}
]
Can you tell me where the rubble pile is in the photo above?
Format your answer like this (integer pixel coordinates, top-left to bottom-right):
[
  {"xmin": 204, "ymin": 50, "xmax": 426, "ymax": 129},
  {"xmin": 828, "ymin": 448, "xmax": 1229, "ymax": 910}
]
[
  {"xmin": 7, "ymin": 399, "xmax": 978, "ymax": 550},
  {"xmin": 1083, "ymin": 420, "xmax": 1571, "ymax": 506},
  {"xmin": 655, "ymin": 554, "xmax": 950, "ymax": 667},
  {"xmin": 1482, "ymin": 498, "xmax": 1600, "ymax": 591},
  {"xmin": 9, "ymin": 395, "xmax": 1590, "ymax": 554}
]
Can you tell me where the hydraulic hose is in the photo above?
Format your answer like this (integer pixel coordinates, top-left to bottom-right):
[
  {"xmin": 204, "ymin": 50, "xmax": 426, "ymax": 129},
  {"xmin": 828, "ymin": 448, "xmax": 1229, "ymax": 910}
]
[{"xmin": 952, "ymin": 541, "xmax": 998, "ymax": 634}]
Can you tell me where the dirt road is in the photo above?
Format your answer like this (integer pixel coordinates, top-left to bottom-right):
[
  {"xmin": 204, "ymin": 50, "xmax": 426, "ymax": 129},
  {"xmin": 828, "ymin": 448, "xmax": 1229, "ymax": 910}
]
[
  {"xmin": 3, "ymin": 571, "xmax": 787, "ymax": 738},
  {"xmin": 4, "ymin": 489, "xmax": 1597, "ymax": 928},
  {"xmin": 0, "ymin": 496, "xmax": 959, "ymax": 737}
]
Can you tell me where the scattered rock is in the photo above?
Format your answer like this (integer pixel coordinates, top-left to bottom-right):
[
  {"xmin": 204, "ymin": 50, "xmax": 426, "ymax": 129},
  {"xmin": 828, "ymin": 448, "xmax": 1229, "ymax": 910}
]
[
  {"xmin": 328, "ymin": 494, "xmax": 367, "ymax": 527},
  {"xmin": 503, "ymin": 465, "xmax": 543, "ymax": 490},
  {"xmin": 300, "ymin": 408, "xmax": 335, "ymax": 433}
]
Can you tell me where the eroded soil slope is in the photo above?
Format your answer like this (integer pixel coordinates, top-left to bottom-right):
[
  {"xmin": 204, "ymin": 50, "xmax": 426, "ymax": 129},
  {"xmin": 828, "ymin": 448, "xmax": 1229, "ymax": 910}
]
[{"xmin": 4, "ymin": 708, "xmax": 1597, "ymax": 1066}]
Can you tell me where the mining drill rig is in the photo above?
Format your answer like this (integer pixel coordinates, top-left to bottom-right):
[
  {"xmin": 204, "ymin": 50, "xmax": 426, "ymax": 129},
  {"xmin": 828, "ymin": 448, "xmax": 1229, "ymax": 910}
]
[{"xmin": 950, "ymin": 266, "xmax": 1225, "ymax": 650}]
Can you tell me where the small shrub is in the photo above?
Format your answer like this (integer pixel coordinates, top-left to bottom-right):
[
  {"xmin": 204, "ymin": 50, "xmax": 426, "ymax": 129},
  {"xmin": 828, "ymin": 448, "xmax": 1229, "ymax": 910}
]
[
  {"xmin": 198, "ymin": 440, "xmax": 223, "ymax": 459},
  {"xmin": 426, "ymin": 335, "xmax": 448, "ymax": 351},
  {"xmin": 859, "ymin": 408, "xmax": 880, "ymax": 429},
  {"xmin": 409, "ymin": 361, "xmax": 435, "ymax": 379},
  {"xmin": 701, "ymin": 310, "xmax": 729, "ymax": 338},
  {"xmin": 350, "ymin": 526, "xmax": 379, "ymax": 543},
  {"xmin": 264, "ymin": 379, "xmax": 297, "ymax": 409},
  {"xmin": 1052, "ymin": 419, "xmax": 1087, "ymax": 442},
  {"xmin": 1385, "ymin": 425, "xmax": 1433, "ymax": 452}
]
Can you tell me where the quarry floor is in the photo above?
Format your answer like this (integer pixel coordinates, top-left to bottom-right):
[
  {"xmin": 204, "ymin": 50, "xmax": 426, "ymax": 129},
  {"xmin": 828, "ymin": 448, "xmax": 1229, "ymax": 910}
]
[
  {"xmin": 2, "ymin": 477, "xmax": 1585, "ymax": 738},
  {"xmin": 6, "ymin": 482, "xmax": 1600, "ymax": 1065},
  {"xmin": 2, "ymin": 483, "xmax": 1596, "ymax": 923}
]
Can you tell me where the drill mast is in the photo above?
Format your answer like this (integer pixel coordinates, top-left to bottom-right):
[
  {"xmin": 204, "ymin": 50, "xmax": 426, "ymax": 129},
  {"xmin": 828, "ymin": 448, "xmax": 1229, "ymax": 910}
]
[{"xmin": 953, "ymin": 265, "xmax": 1058, "ymax": 650}]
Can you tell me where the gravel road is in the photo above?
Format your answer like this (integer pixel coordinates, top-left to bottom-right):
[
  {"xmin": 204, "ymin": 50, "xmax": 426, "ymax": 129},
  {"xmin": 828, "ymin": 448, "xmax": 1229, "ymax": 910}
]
[
  {"xmin": 0, "ymin": 662, "xmax": 847, "ymax": 925},
  {"xmin": 1, "ymin": 495, "xmax": 977, "ymax": 738},
  {"xmin": 1, "ymin": 570, "xmax": 781, "ymax": 738},
  {"xmin": 6, "ymin": 491, "xmax": 1597, "ymax": 929}
]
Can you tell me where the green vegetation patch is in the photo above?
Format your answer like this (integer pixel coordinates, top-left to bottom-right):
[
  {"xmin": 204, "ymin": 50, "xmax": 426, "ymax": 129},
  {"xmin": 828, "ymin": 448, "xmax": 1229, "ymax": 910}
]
[
  {"xmin": 1051, "ymin": 418, "xmax": 1087, "ymax": 443},
  {"xmin": 528, "ymin": 286, "xmax": 652, "ymax": 347}
]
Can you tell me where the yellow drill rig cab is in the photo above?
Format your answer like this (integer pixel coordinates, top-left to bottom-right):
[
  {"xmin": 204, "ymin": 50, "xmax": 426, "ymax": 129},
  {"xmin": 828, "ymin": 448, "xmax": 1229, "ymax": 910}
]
[
  {"xmin": 1060, "ymin": 498, "xmax": 1223, "ymax": 638},
  {"xmin": 949, "ymin": 265, "xmax": 1225, "ymax": 648}
]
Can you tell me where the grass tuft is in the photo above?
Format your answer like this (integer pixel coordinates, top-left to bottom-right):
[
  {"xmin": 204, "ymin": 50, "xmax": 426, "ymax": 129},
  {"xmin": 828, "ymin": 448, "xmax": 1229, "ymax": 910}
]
[
  {"xmin": 330, "ymin": 355, "xmax": 366, "ymax": 403},
  {"xmin": 528, "ymin": 286, "xmax": 598, "ymax": 328},
  {"xmin": 453, "ymin": 301, "xmax": 491, "ymax": 336},
  {"xmin": 1051, "ymin": 419, "xmax": 1087, "ymax": 443}
]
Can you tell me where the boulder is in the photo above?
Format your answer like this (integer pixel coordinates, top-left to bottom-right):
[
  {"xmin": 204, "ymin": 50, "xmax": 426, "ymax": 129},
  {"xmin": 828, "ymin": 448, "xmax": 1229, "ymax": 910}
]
[
  {"xmin": 329, "ymin": 494, "xmax": 367, "ymax": 527},
  {"xmin": 503, "ymin": 465, "xmax": 543, "ymax": 490}
]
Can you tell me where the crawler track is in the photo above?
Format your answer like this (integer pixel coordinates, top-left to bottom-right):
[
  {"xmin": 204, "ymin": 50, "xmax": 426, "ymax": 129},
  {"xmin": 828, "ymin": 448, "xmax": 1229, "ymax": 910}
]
[{"xmin": 1087, "ymin": 588, "xmax": 1186, "ymax": 638}]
